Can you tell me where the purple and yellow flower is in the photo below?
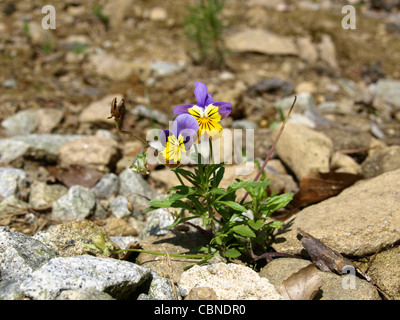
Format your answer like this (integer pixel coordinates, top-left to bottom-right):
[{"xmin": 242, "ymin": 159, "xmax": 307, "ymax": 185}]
[
  {"xmin": 174, "ymin": 81, "xmax": 232, "ymax": 137},
  {"xmin": 159, "ymin": 114, "xmax": 199, "ymax": 164}
]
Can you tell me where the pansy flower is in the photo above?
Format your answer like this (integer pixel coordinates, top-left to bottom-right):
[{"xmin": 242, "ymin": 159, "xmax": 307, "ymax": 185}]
[
  {"xmin": 158, "ymin": 114, "xmax": 199, "ymax": 165},
  {"xmin": 174, "ymin": 81, "xmax": 232, "ymax": 137}
]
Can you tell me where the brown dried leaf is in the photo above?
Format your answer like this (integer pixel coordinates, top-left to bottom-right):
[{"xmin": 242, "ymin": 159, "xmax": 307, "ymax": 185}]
[
  {"xmin": 292, "ymin": 171, "xmax": 363, "ymax": 208},
  {"xmin": 279, "ymin": 262, "xmax": 323, "ymax": 300}
]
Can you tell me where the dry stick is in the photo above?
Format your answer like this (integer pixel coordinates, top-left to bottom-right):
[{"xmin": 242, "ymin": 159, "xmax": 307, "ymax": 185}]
[{"xmin": 240, "ymin": 96, "xmax": 297, "ymax": 205}]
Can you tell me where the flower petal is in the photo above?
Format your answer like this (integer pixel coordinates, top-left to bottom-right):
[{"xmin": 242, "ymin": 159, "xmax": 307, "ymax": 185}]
[
  {"xmin": 173, "ymin": 114, "xmax": 199, "ymax": 137},
  {"xmin": 194, "ymin": 81, "xmax": 209, "ymax": 107},
  {"xmin": 213, "ymin": 101, "xmax": 233, "ymax": 120},
  {"xmin": 173, "ymin": 104, "xmax": 194, "ymax": 115}
]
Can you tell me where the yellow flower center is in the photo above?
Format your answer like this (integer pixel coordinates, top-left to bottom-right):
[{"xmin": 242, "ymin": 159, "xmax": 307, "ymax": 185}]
[
  {"xmin": 188, "ymin": 105, "xmax": 222, "ymax": 137},
  {"xmin": 161, "ymin": 134, "xmax": 186, "ymax": 163}
]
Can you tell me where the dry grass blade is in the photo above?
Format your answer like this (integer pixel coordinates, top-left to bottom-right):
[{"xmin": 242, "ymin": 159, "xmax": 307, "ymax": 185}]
[{"xmin": 279, "ymin": 262, "xmax": 323, "ymax": 300}]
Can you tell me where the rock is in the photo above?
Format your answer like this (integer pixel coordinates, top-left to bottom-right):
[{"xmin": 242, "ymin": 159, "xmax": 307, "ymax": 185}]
[
  {"xmin": 0, "ymin": 195, "xmax": 29, "ymax": 217},
  {"xmin": 296, "ymin": 37, "xmax": 318, "ymax": 64},
  {"xmin": 0, "ymin": 168, "xmax": 26, "ymax": 202},
  {"xmin": 361, "ymin": 245, "xmax": 400, "ymax": 300},
  {"xmin": 247, "ymin": 78, "xmax": 295, "ymax": 97},
  {"xmin": 317, "ymin": 34, "xmax": 339, "ymax": 70},
  {"xmin": 0, "ymin": 134, "xmax": 83, "ymax": 164},
  {"xmin": 138, "ymin": 269, "xmax": 177, "ymax": 300},
  {"xmin": 260, "ymin": 258, "xmax": 380, "ymax": 300},
  {"xmin": 330, "ymin": 152, "xmax": 361, "ymax": 174},
  {"xmin": 318, "ymin": 126, "xmax": 372, "ymax": 153},
  {"xmin": 179, "ymin": 263, "xmax": 282, "ymax": 300},
  {"xmin": 139, "ymin": 208, "xmax": 175, "ymax": 239},
  {"xmin": 225, "ymin": 29, "xmax": 298, "ymax": 56},
  {"xmin": 119, "ymin": 168, "xmax": 159, "ymax": 212},
  {"xmin": 56, "ymin": 288, "xmax": 115, "ymax": 300},
  {"xmin": 103, "ymin": 0, "xmax": 132, "ymax": 29},
  {"xmin": 150, "ymin": 61, "xmax": 184, "ymax": 78},
  {"xmin": 287, "ymin": 112, "xmax": 316, "ymax": 128},
  {"xmin": 110, "ymin": 195, "xmax": 132, "ymax": 219},
  {"xmin": 273, "ymin": 123, "xmax": 333, "ymax": 181},
  {"xmin": 58, "ymin": 136, "xmax": 121, "ymax": 173},
  {"xmin": 20, "ymin": 255, "xmax": 150, "ymax": 300},
  {"xmin": 130, "ymin": 104, "xmax": 169, "ymax": 125},
  {"xmin": 360, "ymin": 145, "xmax": 400, "ymax": 178},
  {"xmin": 28, "ymin": 182, "xmax": 68, "ymax": 209},
  {"xmin": 375, "ymin": 79, "xmax": 400, "ymax": 108},
  {"xmin": 185, "ymin": 287, "xmax": 218, "ymax": 300},
  {"xmin": 0, "ymin": 226, "xmax": 58, "ymax": 282},
  {"xmin": 51, "ymin": 185, "xmax": 96, "ymax": 221},
  {"xmin": 91, "ymin": 173, "xmax": 120, "ymax": 200},
  {"xmin": 88, "ymin": 53, "xmax": 150, "ymax": 82},
  {"xmin": 35, "ymin": 220, "xmax": 119, "ymax": 258},
  {"xmin": 1, "ymin": 109, "xmax": 38, "ymax": 136},
  {"xmin": 79, "ymin": 94, "xmax": 123, "ymax": 125},
  {"xmin": 2, "ymin": 108, "xmax": 64, "ymax": 136},
  {"xmin": 27, "ymin": 21, "xmax": 57, "ymax": 48},
  {"xmin": 136, "ymin": 232, "xmax": 211, "ymax": 283},
  {"xmin": 273, "ymin": 92, "xmax": 316, "ymax": 112},
  {"xmin": 102, "ymin": 216, "xmax": 140, "ymax": 237},
  {"xmin": 272, "ymin": 169, "xmax": 400, "ymax": 257},
  {"xmin": 149, "ymin": 7, "xmax": 168, "ymax": 21}
]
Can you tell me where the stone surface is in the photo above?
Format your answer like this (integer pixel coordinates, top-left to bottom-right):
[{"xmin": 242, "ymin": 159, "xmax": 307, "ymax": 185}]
[
  {"xmin": 119, "ymin": 168, "xmax": 159, "ymax": 212},
  {"xmin": 51, "ymin": 185, "xmax": 96, "ymax": 221},
  {"xmin": 20, "ymin": 255, "xmax": 150, "ymax": 300},
  {"xmin": 185, "ymin": 287, "xmax": 218, "ymax": 300},
  {"xmin": 179, "ymin": 262, "xmax": 282, "ymax": 300},
  {"xmin": 139, "ymin": 208, "xmax": 175, "ymax": 239},
  {"xmin": 273, "ymin": 123, "xmax": 333, "ymax": 180},
  {"xmin": 28, "ymin": 182, "xmax": 68, "ymax": 209},
  {"xmin": 360, "ymin": 145, "xmax": 400, "ymax": 178},
  {"xmin": 0, "ymin": 227, "xmax": 58, "ymax": 282},
  {"xmin": 55, "ymin": 288, "xmax": 115, "ymax": 300},
  {"xmin": 272, "ymin": 169, "xmax": 400, "ymax": 257},
  {"xmin": 375, "ymin": 79, "xmax": 400, "ymax": 108},
  {"xmin": 79, "ymin": 94, "xmax": 123, "ymax": 125},
  {"xmin": 58, "ymin": 135, "xmax": 121, "ymax": 172},
  {"xmin": 273, "ymin": 92, "xmax": 316, "ymax": 112},
  {"xmin": 91, "ymin": 173, "xmax": 120, "ymax": 200},
  {"xmin": 260, "ymin": 258, "xmax": 380, "ymax": 300},
  {"xmin": 225, "ymin": 29, "xmax": 298, "ymax": 56},
  {"xmin": 34, "ymin": 220, "xmax": 119, "ymax": 258},
  {"xmin": 110, "ymin": 195, "xmax": 132, "ymax": 219},
  {"xmin": 0, "ymin": 168, "xmax": 26, "ymax": 202},
  {"xmin": 0, "ymin": 134, "xmax": 83, "ymax": 164}
]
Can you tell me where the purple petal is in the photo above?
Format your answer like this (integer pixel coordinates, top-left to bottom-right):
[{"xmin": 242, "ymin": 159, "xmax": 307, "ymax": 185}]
[
  {"xmin": 173, "ymin": 104, "xmax": 194, "ymax": 115},
  {"xmin": 173, "ymin": 114, "xmax": 199, "ymax": 137},
  {"xmin": 205, "ymin": 93, "xmax": 215, "ymax": 106},
  {"xmin": 194, "ymin": 81, "xmax": 208, "ymax": 107},
  {"xmin": 213, "ymin": 101, "xmax": 233, "ymax": 119},
  {"xmin": 159, "ymin": 129, "xmax": 171, "ymax": 147}
]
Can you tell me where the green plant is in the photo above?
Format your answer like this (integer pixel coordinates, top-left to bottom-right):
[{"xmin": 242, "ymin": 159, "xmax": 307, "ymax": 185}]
[
  {"xmin": 183, "ymin": 0, "xmax": 226, "ymax": 68},
  {"xmin": 93, "ymin": 5, "xmax": 109, "ymax": 26}
]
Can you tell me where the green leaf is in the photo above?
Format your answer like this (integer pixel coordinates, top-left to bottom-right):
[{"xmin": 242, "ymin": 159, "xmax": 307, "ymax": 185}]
[
  {"xmin": 261, "ymin": 193, "xmax": 293, "ymax": 215},
  {"xmin": 232, "ymin": 225, "xmax": 256, "ymax": 238},
  {"xmin": 224, "ymin": 248, "xmax": 242, "ymax": 258},
  {"xmin": 213, "ymin": 166, "xmax": 225, "ymax": 187},
  {"xmin": 227, "ymin": 179, "xmax": 270, "ymax": 192},
  {"xmin": 209, "ymin": 188, "xmax": 226, "ymax": 196},
  {"xmin": 248, "ymin": 219, "xmax": 264, "ymax": 230},
  {"xmin": 266, "ymin": 221, "xmax": 284, "ymax": 229},
  {"xmin": 167, "ymin": 215, "xmax": 199, "ymax": 229},
  {"xmin": 217, "ymin": 201, "xmax": 247, "ymax": 213}
]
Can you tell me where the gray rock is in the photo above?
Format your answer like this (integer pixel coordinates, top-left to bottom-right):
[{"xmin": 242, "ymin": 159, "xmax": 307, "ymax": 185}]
[
  {"xmin": 130, "ymin": 104, "xmax": 169, "ymax": 125},
  {"xmin": 0, "ymin": 280, "xmax": 25, "ymax": 300},
  {"xmin": 51, "ymin": 185, "xmax": 96, "ymax": 220},
  {"xmin": 20, "ymin": 255, "xmax": 150, "ymax": 300},
  {"xmin": 56, "ymin": 288, "xmax": 115, "ymax": 300},
  {"xmin": 0, "ymin": 195, "xmax": 29, "ymax": 217},
  {"xmin": 0, "ymin": 134, "xmax": 83, "ymax": 164},
  {"xmin": 139, "ymin": 208, "xmax": 174, "ymax": 239},
  {"xmin": 138, "ymin": 269, "xmax": 177, "ymax": 300},
  {"xmin": 375, "ymin": 79, "xmax": 400, "ymax": 108},
  {"xmin": 79, "ymin": 94, "xmax": 123, "ymax": 125},
  {"xmin": 0, "ymin": 168, "xmax": 26, "ymax": 202},
  {"xmin": 1, "ymin": 109, "xmax": 38, "ymax": 136},
  {"xmin": 119, "ymin": 168, "xmax": 159, "ymax": 212},
  {"xmin": 29, "ymin": 182, "xmax": 68, "ymax": 209},
  {"xmin": 273, "ymin": 92, "xmax": 316, "ymax": 112},
  {"xmin": 272, "ymin": 169, "xmax": 400, "ymax": 257},
  {"xmin": 361, "ymin": 145, "xmax": 400, "ymax": 178},
  {"xmin": 0, "ymin": 226, "xmax": 58, "ymax": 282},
  {"xmin": 150, "ymin": 61, "xmax": 184, "ymax": 78},
  {"xmin": 110, "ymin": 195, "xmax": 132, "ymax": 219},
  {"xmin": 91, "ymin": 173, "xmax": 120, "ymax": 200}
]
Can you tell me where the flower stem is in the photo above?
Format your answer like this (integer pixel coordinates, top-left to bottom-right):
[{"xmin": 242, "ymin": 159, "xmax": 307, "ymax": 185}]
[{"xmin": 240, "ymin": 96, "xmax": 297, "ymax": 204}]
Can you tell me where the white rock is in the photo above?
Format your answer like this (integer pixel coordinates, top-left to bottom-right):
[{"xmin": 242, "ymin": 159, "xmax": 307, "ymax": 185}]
[{"xmin": 179, "ymin": 263, "xmax": 282, "ymax": 300}]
